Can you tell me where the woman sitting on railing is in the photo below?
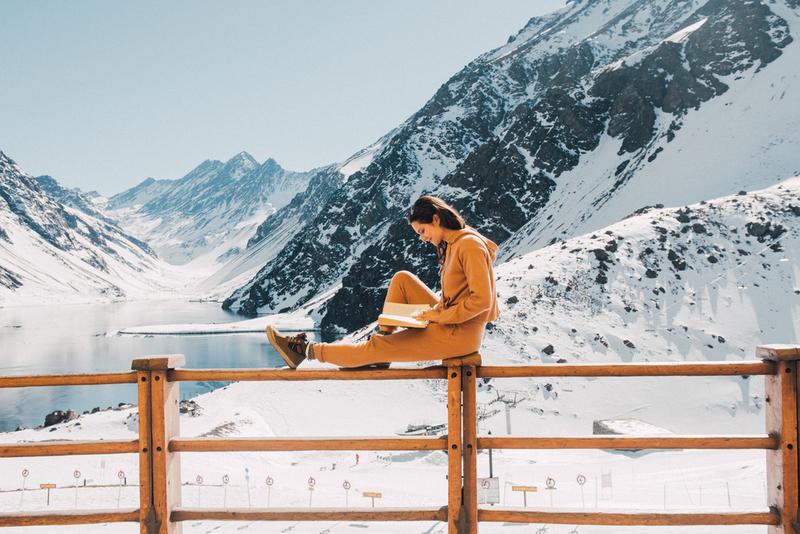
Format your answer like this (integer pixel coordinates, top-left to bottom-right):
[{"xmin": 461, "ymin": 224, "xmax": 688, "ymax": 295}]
[{"xmin": 266, "ymin": 195, "xmax": 499, "ymax": 368}]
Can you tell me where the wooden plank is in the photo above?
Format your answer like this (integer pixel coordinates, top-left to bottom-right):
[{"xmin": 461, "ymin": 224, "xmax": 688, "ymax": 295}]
[
  {"xmin": 478, "ymin": 507, "xmax": 779, "ymax": 525},
  {"xmin": 765, "ymin": 359, "xmax": 799, "ymax": 534},
  {"xmin": 0, "ymin": 508, "xmax": 139, "ymax": 527},
  {"xmin": 170, "ymin": 507, "xmax": 448, "ymax": 522},
  {"xmin": 151, "ymin": 370, "xmax": 182, "ymax": 534},
  {"xmin": 478, "ymin": 435, "xmax": 777, "ymax": 450},
  {"xmin": 478, "ymin": 361, "xmax": 775, "ymax": 378},
  {"xmin": 0, "ymin": 439, "xmax": 138, "ymax": 458},
  {"xmin": 171, "ymin": 436, "xmax": 446, "ymax": 452},
  {"xmin": 137, "ymin": 370, "xmax": 156, "ymax": 534},
  {"xmin": 168, "ymin": 367, "xmax": 447, "ymax": 382},
  {"xmin": 447, "ymin": 367, "xmax": 462, "ymax": 534},
  {"xmin": 758, "ymin": 344, "xmax": 800, "ymax": 361},
  {"xmin": 0, "ymin": 372, "xmax": 137, "ymax": 388},
  {"xmin": 461, "ymin": 364, "xmax": 477, "ymax": 534},
  {"xmin": 150, "ymin": 370, "xmax": 168, "ymax": 534},
  {"xmin": 131, "ymin": 355, "xmax": 186, "ymax": 371}
]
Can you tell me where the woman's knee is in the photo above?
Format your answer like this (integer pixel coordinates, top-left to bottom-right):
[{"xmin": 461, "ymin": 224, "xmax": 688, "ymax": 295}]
[
  {"xmin": 392, "ymin": 270, "xmax": 415, "ymax": 283},
  {"xmin": 389, "ymin": 270, "xmax": 415, "ymax": 289}
]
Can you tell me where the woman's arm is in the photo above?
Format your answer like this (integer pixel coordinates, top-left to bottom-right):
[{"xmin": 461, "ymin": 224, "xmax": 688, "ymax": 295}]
[
  {"xmin": 436, "ymin": 239, "xmax": 493, "ymax": 325},
  {"xmin": 415, "ymin": 297, "xmax": 444, "ymax": 322}
]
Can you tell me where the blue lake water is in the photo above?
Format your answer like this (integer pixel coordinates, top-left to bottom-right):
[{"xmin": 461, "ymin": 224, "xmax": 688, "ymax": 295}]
[{"xmin": 0, "ymin": 300, "xmax": 286, "ymax": 432}]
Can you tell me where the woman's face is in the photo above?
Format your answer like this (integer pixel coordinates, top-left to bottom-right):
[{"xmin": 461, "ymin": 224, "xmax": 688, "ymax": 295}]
[{"xmin": 411, "ymin": 215, "xmax": 444, "ymax": 246}]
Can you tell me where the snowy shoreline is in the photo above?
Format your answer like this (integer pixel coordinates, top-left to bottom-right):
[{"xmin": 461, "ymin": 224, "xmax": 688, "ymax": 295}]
[{"xmin": 116, "ymin": 311, "xmax": 317, "ymax": 336}]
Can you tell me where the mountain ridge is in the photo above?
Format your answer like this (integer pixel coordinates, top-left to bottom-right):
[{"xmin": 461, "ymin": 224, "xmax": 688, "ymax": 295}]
[
  {"xmin": 107, "ymin": 151, "xmax": 315, "ymax": 268},
  {"xmin": 0, "ymin": 151, "xmax": 179, "ymax": 303}
]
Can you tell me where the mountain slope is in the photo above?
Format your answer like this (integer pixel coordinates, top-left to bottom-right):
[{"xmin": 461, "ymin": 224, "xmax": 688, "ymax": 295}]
[
  {"xmin": 224, "ymin": 0, "xmax": 799, "ymax": 334},
  {"xmin": 35, "ymin": 176, "xmax": 113, "ymax": 225},
  {"xmin": 205, "ymin": 164, "xmax": 343, "ymax": 303},
  {"xmin": 326, "ymin": 0, "xmax": 800, "ymax": 331},
  {"xmin": 0, "ymin": 152, "xmax": 180, "ymax": 303},
  {"xmin": 487, "ymin": 175, "xmax": 800, "ymax": 364}
]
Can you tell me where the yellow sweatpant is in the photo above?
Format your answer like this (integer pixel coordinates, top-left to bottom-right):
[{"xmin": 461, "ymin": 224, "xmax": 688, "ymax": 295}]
[{"xmin": 315, "ymin": 271, "xmax": 486, "ymax": 368}]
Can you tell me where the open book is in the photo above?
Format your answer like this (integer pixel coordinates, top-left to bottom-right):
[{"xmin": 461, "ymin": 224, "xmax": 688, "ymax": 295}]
[{"xmin": 377, "ymin": 302, "xmax": 432, "ymax": 329}]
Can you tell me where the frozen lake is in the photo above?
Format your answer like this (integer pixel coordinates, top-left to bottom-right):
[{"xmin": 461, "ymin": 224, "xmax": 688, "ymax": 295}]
[{"xmin": 0, "ymin": 300, "xmax": 285, "ymax": 432}]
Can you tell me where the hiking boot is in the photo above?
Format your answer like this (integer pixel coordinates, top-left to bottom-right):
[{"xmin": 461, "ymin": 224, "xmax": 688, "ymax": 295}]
[{"xmin": 266, "ymin": 326, "xmax": 312, "ymax": 369}]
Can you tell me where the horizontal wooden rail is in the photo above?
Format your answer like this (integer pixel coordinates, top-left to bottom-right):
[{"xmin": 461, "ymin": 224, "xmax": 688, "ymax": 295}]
[
  {"xmin": 168, "ymin": 367, "xmax": 447, "ymax": 382},
  {"xmin": 0, "ymin": 372, "xmax": 137, "ymax": 388},
  {"xmin": 0, "ymin": 508, "xmax": 140, "ymax": 527},
  {"xmin": 757, "ymin": 344, "xmax": 800, "ymax": 360},
  {"xmin": 479, "ymin": 435, "xmax": 778, "ymax": 450},
  {"xmin": 171, "ymin": 507, "xmax": 448, "ymax": 522},
  {"xmin": 0, "ymin": 439, "xmax": 139, "ymax": 458},
  {"xmin": 478, "ymin": 361, "xmax": 775, "ymax": 378},
  {"xmin": 478, "ymin": 507, "xmax": 779, "ymax": 525},
  {"xmin": 171, "ymin": 436, "xmax": 446, "ymax": 452}
]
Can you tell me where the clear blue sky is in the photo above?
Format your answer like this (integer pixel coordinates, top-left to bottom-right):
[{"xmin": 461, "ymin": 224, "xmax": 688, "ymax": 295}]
[{"xmin": 0, "ymin": 1, "xmax": 565, "ymax": 195}]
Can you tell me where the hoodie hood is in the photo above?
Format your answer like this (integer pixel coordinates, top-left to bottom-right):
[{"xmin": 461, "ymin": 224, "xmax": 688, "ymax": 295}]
[{"xmin": 446, "ymin": 226, "xmax": 499, "ymax": 262}]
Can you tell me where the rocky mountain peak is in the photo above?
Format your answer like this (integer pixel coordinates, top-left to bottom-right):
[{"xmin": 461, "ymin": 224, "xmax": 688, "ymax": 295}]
[
  {"xmin": 230, "ymin": 150, "xmax": 257, "ymax": 164},
  {"xmin": 223, "ymin": 151, "xmax": 259, "ymax": 180},
  {"xmin": 259, "ymin": 157, "xmax": 282, "ymax": 176}
]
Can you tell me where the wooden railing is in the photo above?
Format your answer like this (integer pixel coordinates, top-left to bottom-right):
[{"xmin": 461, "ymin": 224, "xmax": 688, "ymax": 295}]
[
  {"xmin": 0, "ymin": 344, "xmax": 798, "ymax": 533},
  {"xmin": 0, "ymin": 370, "xmax": 140, "ymax": 528}
]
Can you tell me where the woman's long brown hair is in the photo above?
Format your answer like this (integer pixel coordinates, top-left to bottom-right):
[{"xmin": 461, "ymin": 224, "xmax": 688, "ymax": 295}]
[{"xmin": 407, "ymin": 195, "xmax": 466, "ymax": 265}]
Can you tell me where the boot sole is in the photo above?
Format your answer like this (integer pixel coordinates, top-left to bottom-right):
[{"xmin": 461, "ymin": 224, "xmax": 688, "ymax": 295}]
[{"xmin": 351, "ymin": 362, "xmax": 391, "ymax": 370}]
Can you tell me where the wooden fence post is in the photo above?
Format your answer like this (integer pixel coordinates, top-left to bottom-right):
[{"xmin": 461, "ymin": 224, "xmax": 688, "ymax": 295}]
[
  {"xmin": 446, "ymin": 363, "xmax": 463, "ymax": 534},
  {"xmin": 132, "ymin": 355, "xmax": 186, "ymax": 534},
  {"xmin": 462, "ymin": 362, "xmax": 478, "ymax": 534},
  {"xmin": 136, "ymin": 368, "xmax": 155, "ymax": 534},
  {"xmin": 758, "ymin": 345, "xmax": 800, "ymax": 534}
]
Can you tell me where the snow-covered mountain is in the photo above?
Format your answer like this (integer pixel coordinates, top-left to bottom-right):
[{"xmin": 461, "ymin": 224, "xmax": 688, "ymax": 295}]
[
  {"xmin": 215, "ymin": 146, "xmax": 382, "ymax": 312},
  {"xmin": 223, "ymin": 0, "xmax": 800, "ymax": 335},
  {"xmin": 198, "ymin": 163, "xmax": 344, "ymax": 302},
  {"xmin": 107, "ymin": 152, "xmax": 314, "ymax": 270},
  {"xmin": 0, "ymin": 152, "xmax": 180, "ymax": 304}
]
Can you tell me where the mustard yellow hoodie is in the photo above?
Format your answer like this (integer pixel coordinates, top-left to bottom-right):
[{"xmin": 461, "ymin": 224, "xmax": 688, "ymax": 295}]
[{"xmin": 436, "ymin": 226, "xmax": 500, "ymax": 325}]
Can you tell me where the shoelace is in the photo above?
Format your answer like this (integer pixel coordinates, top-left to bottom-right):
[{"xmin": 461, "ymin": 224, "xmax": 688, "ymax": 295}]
[{"xmin": 287, "ymin": 332, "xmax": 308, "ymax": 352}]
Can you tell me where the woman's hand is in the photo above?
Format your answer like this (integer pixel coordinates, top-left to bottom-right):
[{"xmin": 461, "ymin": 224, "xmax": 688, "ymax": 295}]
[{"xmin": 414, "ymin": 308, "xmax": 441, "ymax": 323}]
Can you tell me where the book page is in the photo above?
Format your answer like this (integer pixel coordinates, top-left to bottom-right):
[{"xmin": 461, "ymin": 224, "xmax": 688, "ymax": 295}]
[
  {"xmin": 377, "ymin": 313, "xmax": 429, "ymax": 329},
  {"xmin": 381, "ymin": 302, "xmax": 431, "ymax": 317}
]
